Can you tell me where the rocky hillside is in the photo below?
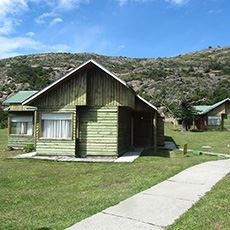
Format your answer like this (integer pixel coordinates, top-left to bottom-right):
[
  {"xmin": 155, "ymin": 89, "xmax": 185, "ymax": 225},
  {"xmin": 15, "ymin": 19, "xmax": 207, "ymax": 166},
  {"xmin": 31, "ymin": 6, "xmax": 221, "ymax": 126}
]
[{"xmin": 1, "ymin": 46, "xmax": 230, "ymax": 114}]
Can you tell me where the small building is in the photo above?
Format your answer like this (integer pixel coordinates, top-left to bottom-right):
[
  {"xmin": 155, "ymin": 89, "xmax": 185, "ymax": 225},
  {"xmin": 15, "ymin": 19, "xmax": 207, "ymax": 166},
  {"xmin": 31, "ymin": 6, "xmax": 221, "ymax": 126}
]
[
  {"xmin": 194, "ymin": 98, "xmax": 230, "ymax": 130},
  {"xmin": 3, "ymin": 60, "xmax": 164, "ymax": 157}
]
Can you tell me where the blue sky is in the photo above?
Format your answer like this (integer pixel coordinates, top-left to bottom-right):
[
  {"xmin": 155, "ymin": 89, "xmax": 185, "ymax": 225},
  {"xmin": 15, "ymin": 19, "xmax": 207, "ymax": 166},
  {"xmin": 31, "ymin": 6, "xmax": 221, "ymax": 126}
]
[{"xmin": 0, "ymin": 0, "xmax": 229, "ymax": 58}]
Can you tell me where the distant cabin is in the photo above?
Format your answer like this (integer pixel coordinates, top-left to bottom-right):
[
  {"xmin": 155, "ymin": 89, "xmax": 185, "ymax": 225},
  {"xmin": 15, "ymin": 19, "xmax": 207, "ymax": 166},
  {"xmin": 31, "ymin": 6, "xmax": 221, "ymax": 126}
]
[
  {"xmin": 194, "ymin": 98, "xmax": 230, "ymax": 131},
  {"xmin": 3, "ymin": 60, "xmax": 164, "ymax": 157}
]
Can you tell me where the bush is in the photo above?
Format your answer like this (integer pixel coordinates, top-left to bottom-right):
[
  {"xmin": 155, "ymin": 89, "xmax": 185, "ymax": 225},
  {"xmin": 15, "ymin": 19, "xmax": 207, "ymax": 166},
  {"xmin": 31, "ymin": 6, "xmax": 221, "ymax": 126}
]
[{"xmin": 23, "ymin": 144, "xmax": 35, "ymax": 153}]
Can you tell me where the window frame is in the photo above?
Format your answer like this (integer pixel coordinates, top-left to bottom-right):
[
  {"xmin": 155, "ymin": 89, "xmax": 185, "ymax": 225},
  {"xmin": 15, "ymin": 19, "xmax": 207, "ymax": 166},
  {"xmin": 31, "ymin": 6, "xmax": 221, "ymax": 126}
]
[
  {"xmin": 207, "ymin": 116, "xmax": 221, "ymax": 126},
  {"xmin": 39, "ymin": 112, "xmax": 73, "ymax": 140},
  {"xmin": 9, "ymin": 115, "xmax": 33, "ymax": 136}
]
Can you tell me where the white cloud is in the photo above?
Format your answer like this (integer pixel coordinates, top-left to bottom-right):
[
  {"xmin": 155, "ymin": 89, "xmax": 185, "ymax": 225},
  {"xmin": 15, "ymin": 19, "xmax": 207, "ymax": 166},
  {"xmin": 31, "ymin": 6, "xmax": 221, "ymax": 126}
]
[
  {"xmin": 0, "ymin": 35, "xmax": 43, "ymax": 58},
  {"xmin": 26, "ymin": 31, "xmax": 35, "ymax": 36},
  {"xmin": 56, "ymin": 0, "xmax": 89, "ymax": 10},
  {"xmin": 0, "ymin": 20, "xmax": 13, "ymax": 35},
  {"xmin": 0, "ymin": 0, "xmax": 84, "ymax": 58},
  {"xmin": 0, "ymin": 0, "xmax": 28, "ymax": 34},
  {"xmin": 35, "ymin": 12, "xmax": 56, "ymax": 24},
  {"xmin": 165, "ymin": 0, "xmax": 189, "ymax": 5},
  {"xmin": 0, "ymin": 35, "xmax": 70, "ymax": 58},
  {"xmin": 208, "ymin": 9, "xmax": 222, "ymax": 14},
  {"xmin": 49, "ymin": 17, "xmax": 63, "ymax": 26},
  {"xmin": 0, "ymin": 0, "xmax": 28, "ymax": 19},
  {"xmin": 117, "ymin": 0, "xmax": 150, "ymax": 6},
  {"xmin": 117, "ymin": 0, "xmax": 189, "ymax": 6}
]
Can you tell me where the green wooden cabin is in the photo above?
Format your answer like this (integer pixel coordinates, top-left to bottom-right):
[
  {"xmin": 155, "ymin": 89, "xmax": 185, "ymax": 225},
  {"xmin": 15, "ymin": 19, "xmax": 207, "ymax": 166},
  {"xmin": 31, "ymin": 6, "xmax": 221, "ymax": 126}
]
[
  {"xmin": 194, "ymin": 98, "xmax": 230, "ymax": 130},
  {"xmin": 4, "ymin": 60, "xmax": 164, "ymax": 157},
  {"xmin": 3, "ymin": 91, "xmax": 38, "ymax": 149}
]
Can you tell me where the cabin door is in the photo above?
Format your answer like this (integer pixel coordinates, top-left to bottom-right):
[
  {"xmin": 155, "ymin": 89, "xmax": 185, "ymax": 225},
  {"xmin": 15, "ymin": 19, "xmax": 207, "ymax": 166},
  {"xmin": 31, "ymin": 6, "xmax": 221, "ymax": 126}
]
[{"xmin": 133, "ymin": 112, "xmax": 153, "ymax": 147}]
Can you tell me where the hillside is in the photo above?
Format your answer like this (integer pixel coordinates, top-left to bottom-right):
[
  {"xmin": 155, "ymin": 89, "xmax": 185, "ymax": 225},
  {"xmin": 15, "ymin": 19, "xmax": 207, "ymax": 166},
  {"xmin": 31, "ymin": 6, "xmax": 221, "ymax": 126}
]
[{"xmin": 1, "ymin": 46, "xmax": 230, "ymax": 114}]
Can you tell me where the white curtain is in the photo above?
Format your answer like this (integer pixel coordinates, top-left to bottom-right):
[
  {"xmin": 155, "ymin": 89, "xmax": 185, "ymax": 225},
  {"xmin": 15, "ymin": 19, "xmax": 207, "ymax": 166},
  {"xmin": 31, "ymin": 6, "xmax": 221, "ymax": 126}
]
[
  {"xmin": 42, "ymin": 113, "xmax": 72, "ymax": 139},
  {"xmin": 11, "ymin": 116, "xmax": 33, "ymax": 135},
  {"xmin": 208, "ymin": 116, "xmax": 221, "ymax": 126}
]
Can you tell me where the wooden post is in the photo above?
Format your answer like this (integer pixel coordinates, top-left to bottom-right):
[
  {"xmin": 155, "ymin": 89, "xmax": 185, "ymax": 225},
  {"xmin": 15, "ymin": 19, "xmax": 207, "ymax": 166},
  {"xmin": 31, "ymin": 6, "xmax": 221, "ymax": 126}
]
[
  {"xmin": 153, "ymin": 111, "xmax": 157, "ymax": 153},
  {"xmin": 183, "ymin": 143, "xmax": 188, "ymax": 155},
  {"xmin": 7, "ymin": 115, "xmax": 10, "ymax": 136},
  {"xmin": 75, "ymin": 108, "xmax": 80, "ymax": 157},
  {"xmin": 34, "ymin": 110, "xmax": 37, "ymax": 148}
]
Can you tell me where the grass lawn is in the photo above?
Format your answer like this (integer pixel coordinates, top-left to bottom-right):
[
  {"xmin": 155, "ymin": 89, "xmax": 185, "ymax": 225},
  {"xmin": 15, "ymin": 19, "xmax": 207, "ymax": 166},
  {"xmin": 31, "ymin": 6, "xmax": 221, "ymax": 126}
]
[
  {"xmin": 169, "ymin": 173, "xmax": 230, "ymax": 230},
  {"xmin": 165, "ymin": 123, "xmax": 230, "ymax": 154},
  {"xmin": 0, "ymin": 128, "xmax": 221, "ymax": 230}
]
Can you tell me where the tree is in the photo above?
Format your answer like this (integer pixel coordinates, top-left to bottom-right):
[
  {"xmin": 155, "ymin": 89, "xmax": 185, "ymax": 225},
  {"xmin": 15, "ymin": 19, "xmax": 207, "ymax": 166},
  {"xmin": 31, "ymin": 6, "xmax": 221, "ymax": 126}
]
[
  {"xmin": 0, "ymin": 102, "xmax": 8, "ymax": 129},
  {"xmin": 174, "ymin": 99, "xmax": 198, "ymax": 131}
]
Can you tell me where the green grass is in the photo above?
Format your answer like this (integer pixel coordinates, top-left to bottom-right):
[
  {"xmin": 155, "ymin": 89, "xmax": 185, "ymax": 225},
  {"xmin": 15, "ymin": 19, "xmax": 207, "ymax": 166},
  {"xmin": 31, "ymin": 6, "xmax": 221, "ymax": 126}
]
[
  {"xmin": 165, "ymin": 123, "xmax": 230, "ymax": 154},
  {"xmin": 169, "ymin": 173, "xmax": 230, "ymax": 230},
  {"xmin": 0, "ymin": 128, "xmax": 220, "ymax": 229},
  {"xmin": 0, "ymin": 128, "xmax": 7, "ymax": 149}
]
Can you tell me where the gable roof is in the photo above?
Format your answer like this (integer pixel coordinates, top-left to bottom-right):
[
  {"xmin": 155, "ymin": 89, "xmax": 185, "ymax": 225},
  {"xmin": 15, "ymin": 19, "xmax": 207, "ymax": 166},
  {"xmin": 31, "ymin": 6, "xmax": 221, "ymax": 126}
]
[
  {"xmin": 21, "ymin": 59, "xmax": 160, "ymax": 113},
  {"xmin": 23, "ymin": 59, "xmax": 130, "ymax": 105},
  {"xmin": 136, "ymin": 95, "xmax": 161, "ymax": 114},
  {"xmin": 194, "ymin": 98, "xmax": 230, "ymax": 115},
  {"xmin": 3, "ymin": 91, "xmax": 38, "ymax": 105}
]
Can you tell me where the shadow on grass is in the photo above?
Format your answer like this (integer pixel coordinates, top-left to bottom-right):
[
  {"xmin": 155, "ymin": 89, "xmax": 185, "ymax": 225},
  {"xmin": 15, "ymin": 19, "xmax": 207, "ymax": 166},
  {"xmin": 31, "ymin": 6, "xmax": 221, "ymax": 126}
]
[
  {"xmin": 141, "ymin": 148, "xmax": 170, "ymax": 158},
  {"xmin": 140, "ymin": 135, "xmax": 183, "ymax": 158},
  {"xmin": 36, "ymin": 228, "xmax": 51, "ymax": 230},
  {"xmin": 164, "ymin": 135, "xmax": 180, "ymax": 149}
]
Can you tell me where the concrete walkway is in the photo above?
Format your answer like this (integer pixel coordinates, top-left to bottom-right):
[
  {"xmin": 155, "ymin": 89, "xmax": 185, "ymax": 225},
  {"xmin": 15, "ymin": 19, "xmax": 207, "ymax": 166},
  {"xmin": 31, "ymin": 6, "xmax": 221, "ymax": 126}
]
[
  {"xmin": 11, "ymin": 148, "xmax": 143, "ymax": 163},
  {"xmin": 181, "ymin": 148, "xmax": 230, "ymax": 158},
  {"xmin": 66, "ymin": 159, "xmax": 230, "ymax": 230}
]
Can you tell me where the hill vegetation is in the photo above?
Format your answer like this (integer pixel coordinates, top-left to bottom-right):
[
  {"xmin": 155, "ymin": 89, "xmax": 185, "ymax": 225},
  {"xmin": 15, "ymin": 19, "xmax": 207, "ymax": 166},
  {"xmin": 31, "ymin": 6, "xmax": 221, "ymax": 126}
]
[{"xmin": 1, "ymin": 46, "xmax": 230, "ymax": 115}]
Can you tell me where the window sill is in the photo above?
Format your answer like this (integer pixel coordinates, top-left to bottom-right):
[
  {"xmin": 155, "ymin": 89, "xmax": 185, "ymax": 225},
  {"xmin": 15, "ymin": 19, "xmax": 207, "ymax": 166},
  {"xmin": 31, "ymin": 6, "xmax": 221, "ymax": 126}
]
[
  {"xmin": 39, "ymin": 137, "xmax": 73, "ymax": 141},
  {"xmin": 9, "ymin": 134, "xmax": 33, "ymax": 137}
]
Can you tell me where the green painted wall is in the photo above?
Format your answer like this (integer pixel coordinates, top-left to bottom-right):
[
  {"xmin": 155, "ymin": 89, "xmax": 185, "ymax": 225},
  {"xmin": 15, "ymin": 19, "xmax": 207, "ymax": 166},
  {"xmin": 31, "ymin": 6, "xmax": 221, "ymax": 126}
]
[
  {"xmin": 8, "ymin": 135, "xmax": 35, "ymax": 148},
  {"xmin": 33, "ymin": 70, "xmax": 87, "ymax": 109},
  {"xmin": 78, "ymin": 107, "xmax": 118, "ymax": 157},
  {"xmin": 87, "ymin": 67, "xmax": 135, "ymax": 108}
]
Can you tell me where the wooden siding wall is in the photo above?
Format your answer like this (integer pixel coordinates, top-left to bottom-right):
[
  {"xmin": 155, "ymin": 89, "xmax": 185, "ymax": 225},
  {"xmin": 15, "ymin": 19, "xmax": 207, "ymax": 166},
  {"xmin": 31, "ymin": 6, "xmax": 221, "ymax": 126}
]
[
  {"xmin": 118, "ymin": 107, "xmax": 131, "ymax": 155},
  {"xmin": 206, "ymin": 103, "xmax": 227, "ymax": 130},
  {"xmin": 157, "ymin": 117, "xmax": 165, "ymax": 146},
  {"xmin": 78, "ymin": 107, "xmax": 118, "ymax": 157},
  {"xmin": 35, "ymin": 109, "xmax": 76, "ymax": 156},
  {"xmin": 8, "ymin": 135, "xmax": 35, "ymax": 148},
  {"xmin": 33, "ymin": 70, "xmax": 87, "ymax": 109},
  {"xmin": 87, "ymin": 67, "xmax": 135, "ymax": 108},
  {"xmin": 225, "ymin": 101, "xmax": 230, "ymax": 114},
  {"xmin": 208, "ymin": 103, "xmax": 226, "ymax": 116},
  {"xmin": 9, "ymin": 104, "xmax": 33, "ymax": 111}
]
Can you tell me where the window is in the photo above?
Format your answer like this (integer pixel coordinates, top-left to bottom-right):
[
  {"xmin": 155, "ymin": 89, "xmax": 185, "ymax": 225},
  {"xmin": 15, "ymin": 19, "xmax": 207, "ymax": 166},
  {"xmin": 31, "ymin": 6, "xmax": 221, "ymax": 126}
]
[
  {"xmin": 208, "ymin": 116, "xmax": 221, "ymax": 126},
  {"xmin": 41, "ymin": 113, "xmax": 72, "ymax": 139},
  {"xmin": 10, "ymin": 116, "xmax": 33, "ymax": 135}
]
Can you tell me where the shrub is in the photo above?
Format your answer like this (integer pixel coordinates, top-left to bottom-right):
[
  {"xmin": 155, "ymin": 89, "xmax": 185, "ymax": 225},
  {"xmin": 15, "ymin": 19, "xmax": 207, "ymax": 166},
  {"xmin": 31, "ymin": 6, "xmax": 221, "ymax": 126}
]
[{"xmin": 24, "ymin": 144, "xmax": 35, "ymax": 153}]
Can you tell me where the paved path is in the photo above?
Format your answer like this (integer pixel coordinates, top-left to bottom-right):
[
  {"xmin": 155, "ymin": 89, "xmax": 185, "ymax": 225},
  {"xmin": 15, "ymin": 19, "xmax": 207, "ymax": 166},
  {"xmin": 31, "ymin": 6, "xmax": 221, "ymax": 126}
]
[
  {"xmin": 66, "ymin": 159, "xmax": 230, "ymax": 230},
  {"xmin": 11, "ymin": 148, "xmax": 143, "ymax": 163},
  {"xmin": 178, "ymin": 148, "xmax": 230, "ymax": 158}
]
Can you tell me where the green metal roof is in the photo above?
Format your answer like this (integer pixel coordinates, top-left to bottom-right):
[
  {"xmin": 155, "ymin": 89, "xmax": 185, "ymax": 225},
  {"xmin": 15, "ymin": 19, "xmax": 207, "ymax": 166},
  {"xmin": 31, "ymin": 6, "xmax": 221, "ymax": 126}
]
[
  {"xmin": 3, "ymin": 91, "xmax": 38, "ymax": 105},
  {"xmin": 193, "ymin": 105, "xmax": 212, "ymax": 115},
  {"xmin": 194, "ymin": 98, "xmax": 230, "ymax": 115}
]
